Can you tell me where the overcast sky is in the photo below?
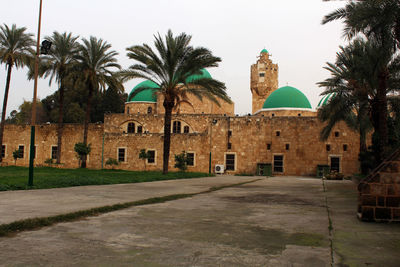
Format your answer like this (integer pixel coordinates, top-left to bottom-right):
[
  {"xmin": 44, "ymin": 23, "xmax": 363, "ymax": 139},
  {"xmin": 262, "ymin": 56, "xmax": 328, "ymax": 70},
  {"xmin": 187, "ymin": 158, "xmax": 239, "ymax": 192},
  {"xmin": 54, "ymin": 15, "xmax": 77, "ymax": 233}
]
[{"xmin": 1, "ymin": 0, "xmax": 346, "ymax": 116}]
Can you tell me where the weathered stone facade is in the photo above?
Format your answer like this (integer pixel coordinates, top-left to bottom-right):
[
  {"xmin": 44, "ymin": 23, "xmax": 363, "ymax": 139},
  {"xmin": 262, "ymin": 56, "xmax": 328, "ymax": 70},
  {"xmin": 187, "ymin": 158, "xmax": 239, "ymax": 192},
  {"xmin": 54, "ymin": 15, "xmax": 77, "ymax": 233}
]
[{"xmin": 0, "ymin": 50, "xmax": 364, "ymax": 176}]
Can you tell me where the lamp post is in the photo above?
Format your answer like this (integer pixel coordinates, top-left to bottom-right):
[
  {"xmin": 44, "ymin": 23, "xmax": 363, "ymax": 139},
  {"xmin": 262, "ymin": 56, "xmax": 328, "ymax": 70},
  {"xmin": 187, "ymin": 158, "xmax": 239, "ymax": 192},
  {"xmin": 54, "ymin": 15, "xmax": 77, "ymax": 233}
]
[{"xmin": 28, "ymin": 0, "xmax": 43, "ymax": 186}]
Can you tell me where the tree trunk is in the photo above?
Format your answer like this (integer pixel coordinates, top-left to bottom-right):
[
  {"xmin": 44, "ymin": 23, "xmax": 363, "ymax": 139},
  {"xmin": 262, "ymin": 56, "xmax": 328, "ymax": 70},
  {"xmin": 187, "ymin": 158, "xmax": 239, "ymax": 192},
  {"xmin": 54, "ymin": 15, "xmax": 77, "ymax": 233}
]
[
  {"xmin": 162, "ymin": 99, "xmax": 174, "ymax": 174},
  {"xmin": 81, "ymin": 81, "xmax": 94, "ymax": 168},
  {"xmin": 0, "ymin": 62, "xmax": 13, "ymax": 163},
  {"xmin": 56, "ymin": 84, "xmax": 64, "ymax": 164},
  {"xmin": 376, "ymin": 68, "xmax": 389, "ymax": 163}
]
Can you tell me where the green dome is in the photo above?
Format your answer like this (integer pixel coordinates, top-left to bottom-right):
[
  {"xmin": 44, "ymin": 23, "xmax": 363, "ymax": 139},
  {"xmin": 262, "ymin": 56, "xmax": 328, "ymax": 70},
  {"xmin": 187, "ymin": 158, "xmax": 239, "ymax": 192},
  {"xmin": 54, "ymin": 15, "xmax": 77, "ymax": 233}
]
[
  {"xmin": 262, "ymin": 86, "xmax": 312, "ymax": 109},
  {"xmin": 317, "ymin": 93, "xmax": 336, "ymax": 108},
  {"xmin": 260, "ymin": 48, "xmax": 269, "ymax": 54},
  {"xmin": 186, "ymin": 69, "xmax": 212, "ymax": 83},
  {"xmin": 127, "ymin": 80, "xmax": 158, "ymax": 102}
]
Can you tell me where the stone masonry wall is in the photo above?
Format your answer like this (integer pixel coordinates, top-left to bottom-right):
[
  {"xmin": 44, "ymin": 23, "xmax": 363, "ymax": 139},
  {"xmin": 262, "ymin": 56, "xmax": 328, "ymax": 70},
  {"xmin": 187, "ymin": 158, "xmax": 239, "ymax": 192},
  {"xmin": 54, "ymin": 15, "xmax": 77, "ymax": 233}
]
[{"xmin": 2, "ymin": 114, "xmax": 362, "ymax": 176}]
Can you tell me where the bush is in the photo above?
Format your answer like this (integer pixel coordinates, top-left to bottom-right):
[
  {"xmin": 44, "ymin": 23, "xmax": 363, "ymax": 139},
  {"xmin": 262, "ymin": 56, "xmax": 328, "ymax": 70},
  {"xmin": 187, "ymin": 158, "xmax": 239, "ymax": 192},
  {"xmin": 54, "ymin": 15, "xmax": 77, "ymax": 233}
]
[
  {"xmin": 105, "ymin": 158, "xmax": 119, "ymax": 169},
  {"xmin": 74, "ymin": 143, "xmax": 91, "ymax": 165},
  {"xmin": 12, "ymin": 149, "xmax": 23, "ymax": 165},
  {"xmin": 325, "ymin": 171, "xmax": 344, "ymax": 180},
  {"xmin": 174, "ymin": 151, "xmax": 189, "ymax": 171},
  {"xmin": 44, "ymin": 158, "xmax": 53, "ymax": 167}
]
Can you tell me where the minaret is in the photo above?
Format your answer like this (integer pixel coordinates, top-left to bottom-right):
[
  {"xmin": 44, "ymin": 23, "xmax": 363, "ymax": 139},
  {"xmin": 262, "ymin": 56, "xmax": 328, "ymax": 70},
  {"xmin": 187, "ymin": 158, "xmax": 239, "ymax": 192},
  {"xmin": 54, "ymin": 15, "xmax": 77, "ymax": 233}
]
[{"xmin": 250, "ymin": 49, "xmax": 279, "ymax": 114}]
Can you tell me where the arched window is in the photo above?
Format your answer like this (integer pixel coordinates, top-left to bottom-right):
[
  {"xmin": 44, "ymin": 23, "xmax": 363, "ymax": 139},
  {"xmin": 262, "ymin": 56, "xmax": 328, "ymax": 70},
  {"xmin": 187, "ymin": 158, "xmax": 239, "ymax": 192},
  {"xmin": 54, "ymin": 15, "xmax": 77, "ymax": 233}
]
[
  {"xmin": 172, "ymin": 121, "xmax": 181, "ymax": 133},
  {"xmin": 183, "ymin": 126, "xmax": 189, "ymax": 133},
  {"xmin": 127, "ymin": 122, "xmax": 135, "ymax": 133},
  {"xmin": 147, "ymin": 107, "xmax": 152, "ymax": 114}
]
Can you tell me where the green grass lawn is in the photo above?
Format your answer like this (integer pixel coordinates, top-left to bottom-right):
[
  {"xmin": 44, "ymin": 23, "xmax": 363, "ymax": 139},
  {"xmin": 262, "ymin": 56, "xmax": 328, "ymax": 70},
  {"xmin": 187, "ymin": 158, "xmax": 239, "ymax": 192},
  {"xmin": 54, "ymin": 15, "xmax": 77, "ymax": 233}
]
[{"xmin": 0, "ymin": 166, "xmax": 214, "ymax": 191}]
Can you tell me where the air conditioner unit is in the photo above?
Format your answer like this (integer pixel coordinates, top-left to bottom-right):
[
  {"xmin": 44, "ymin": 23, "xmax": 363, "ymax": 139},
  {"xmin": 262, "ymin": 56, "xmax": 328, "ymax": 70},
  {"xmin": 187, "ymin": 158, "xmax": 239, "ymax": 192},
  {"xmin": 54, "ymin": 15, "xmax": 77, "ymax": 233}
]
[{"xmin": 215, "ymin": 164, "xmax": 224, "ymax": 174}]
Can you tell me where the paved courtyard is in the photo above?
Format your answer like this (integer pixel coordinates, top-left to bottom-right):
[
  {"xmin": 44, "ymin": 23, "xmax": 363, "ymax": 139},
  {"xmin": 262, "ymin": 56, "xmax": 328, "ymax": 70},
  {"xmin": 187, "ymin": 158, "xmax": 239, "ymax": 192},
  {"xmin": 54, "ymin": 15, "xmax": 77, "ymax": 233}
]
[{"xmin": 0, "ymin": 176, "xmax": 399, "ymax": 266}]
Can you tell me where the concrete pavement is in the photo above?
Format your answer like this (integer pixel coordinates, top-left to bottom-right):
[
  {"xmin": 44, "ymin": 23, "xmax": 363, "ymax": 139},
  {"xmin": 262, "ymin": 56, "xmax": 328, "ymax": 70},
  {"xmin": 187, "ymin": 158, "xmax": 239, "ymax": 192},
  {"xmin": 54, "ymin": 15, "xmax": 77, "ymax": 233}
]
[{"xmin": 0, "ymin": 176, "xmax": 399, "ymax": 266}]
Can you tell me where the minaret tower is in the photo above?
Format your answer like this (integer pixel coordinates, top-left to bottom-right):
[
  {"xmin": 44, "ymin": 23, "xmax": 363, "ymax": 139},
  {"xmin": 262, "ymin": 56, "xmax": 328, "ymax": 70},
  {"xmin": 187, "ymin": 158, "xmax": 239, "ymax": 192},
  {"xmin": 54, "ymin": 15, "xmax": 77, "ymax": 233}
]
[{"xmin": 250, "ymin": 49, "xmax": 279, "ymax": 114}]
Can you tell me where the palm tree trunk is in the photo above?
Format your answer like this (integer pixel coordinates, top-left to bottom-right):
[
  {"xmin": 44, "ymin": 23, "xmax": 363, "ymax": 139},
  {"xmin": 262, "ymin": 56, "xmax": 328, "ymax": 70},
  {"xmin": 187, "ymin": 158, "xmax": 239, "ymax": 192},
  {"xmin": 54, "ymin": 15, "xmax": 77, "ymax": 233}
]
[
  {"xmin": 56, "ymin": 85, "xmax": 64, "ymax": 164},
  {"xmin": 0, "ymin": 63, "xmax": 13, "ymax": 163},
  {"xmin": 81, "ymin": 82, "xmax": 94, "ymax": 168},
  {"xmin": 376, "ymin": 68, "xmax": 389, "ymax": 163},
  {"xmin": 162, "ymin": 100, "xmax": 174, "ymax": 174}
]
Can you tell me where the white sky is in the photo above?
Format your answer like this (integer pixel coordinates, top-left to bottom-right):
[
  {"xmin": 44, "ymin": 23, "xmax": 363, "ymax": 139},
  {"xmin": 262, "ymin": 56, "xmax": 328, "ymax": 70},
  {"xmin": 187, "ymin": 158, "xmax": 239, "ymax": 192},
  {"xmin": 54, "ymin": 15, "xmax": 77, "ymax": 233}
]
[{"xmin": 1, "ymin": 0, "xmax": 346, "ymax": 116}]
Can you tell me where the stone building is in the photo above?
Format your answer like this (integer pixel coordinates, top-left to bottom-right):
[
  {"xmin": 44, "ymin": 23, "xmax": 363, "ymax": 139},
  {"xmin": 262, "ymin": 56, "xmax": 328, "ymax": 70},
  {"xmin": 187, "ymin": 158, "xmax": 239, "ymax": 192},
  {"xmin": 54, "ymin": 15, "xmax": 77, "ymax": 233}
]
[{"xmin": 1, "ymin": 49, "xmax": 363, "ymax": 176}]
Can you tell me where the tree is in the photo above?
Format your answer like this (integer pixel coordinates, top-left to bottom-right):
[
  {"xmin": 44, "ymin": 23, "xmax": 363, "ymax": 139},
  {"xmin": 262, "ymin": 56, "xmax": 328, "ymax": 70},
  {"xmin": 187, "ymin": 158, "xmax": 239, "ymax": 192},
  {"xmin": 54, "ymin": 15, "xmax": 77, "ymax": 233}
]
[
  {"xmin": 174, "ymin": 151, "xmax": 189, "ymax": 171},
  {"xmin": 12, "ymin": 100, "xmax": 48, "ymax": 125},
  {"xmin": 74, "ymin": 36, "xmax": 122, "ymax": 168},
  {"xmin": 0, "ymin": 24, "xmax": 34, "ymax": 163},
  {"xmin": 139, "ymin": 149, "xmax": 149, "ymax": 170},
  {"xmin": 121, "ymin": 30, "xmax": 231, "ymax": 174},
  {"xmin": 41, "ymin": 32, "xmax": 80, "ymax": 164},
  {"xmin": 322, "ymin": 0, "xmax": 400, "ymax": 163}
]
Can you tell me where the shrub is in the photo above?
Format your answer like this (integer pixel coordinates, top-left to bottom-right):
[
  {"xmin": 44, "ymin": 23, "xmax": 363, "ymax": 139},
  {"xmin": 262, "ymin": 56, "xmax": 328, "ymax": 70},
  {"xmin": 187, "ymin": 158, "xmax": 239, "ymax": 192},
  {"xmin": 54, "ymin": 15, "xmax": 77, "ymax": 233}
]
[
  {"xmin": 44, "ymin": 158, "xmax": 53, "ymax": 167},
  {"xmin": 174, "ymin": 151, "xmax": 189, "ymax": 171},
  {"xmin": 105, "ymin": 158, "xmax": 119, "ymax": 169},
  {"xmin": 138, "ymin": 149, "xmax": 150, "ymax": 170},
  {"xmin": 12, "ymin": 149, "xmax": 23, "ymax": 165},
  {"xmin": 74, "ymin": 143, "xmax": 91, "ymax": 166},
  {"xmin": 325, "ymin": 171, "xmax": 344, "ymax": 180}
]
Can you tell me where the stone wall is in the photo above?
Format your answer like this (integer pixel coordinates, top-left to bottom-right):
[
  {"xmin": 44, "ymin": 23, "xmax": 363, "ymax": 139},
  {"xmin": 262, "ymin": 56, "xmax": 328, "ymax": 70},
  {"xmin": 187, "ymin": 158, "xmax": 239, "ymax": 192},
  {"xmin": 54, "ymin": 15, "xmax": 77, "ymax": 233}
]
[
  {"xmin": 1, "ymin": 124, "xmax": 103, "ymax": 169},
  {"xmin": 2, "ymin": 114, "xmax": 362, "ymax": 176}
]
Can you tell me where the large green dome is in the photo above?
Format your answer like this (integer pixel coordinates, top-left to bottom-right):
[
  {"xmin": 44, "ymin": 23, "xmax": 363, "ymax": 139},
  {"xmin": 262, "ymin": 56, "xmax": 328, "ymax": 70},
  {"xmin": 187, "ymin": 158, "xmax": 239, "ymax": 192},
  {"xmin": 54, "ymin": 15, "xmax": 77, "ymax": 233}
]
[
  {"xmin": 317, "ymin": 93, "xmax": 336, "ymax": 108},
  {"xmin": 127, "ymin": 80, "xmax": 158, "ymax": 103},
  {"xmin": 185, "ymin": 69, "xmax": 212, "ymax": 83},
  {"xmin": 262, "ymin": 86, "xmax": 312, "ymax": 109}
]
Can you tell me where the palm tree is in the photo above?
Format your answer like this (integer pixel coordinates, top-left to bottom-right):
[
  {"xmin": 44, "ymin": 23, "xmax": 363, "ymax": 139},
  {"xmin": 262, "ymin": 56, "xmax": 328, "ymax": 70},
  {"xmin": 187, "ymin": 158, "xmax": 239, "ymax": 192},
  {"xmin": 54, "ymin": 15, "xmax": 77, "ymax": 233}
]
[
  {"xmin": 121, "ymin": 30, "xmax": 231, "ymax": 174},
  {"xmin": 74, "ymin": 36, "xmax": 121, "ymax": 168},
  {"xmin": 322, "ymin": 0, "xmax": 400, "ymax": 163},
  {"xmin": 318, "ymin": 40, "xmax": 372, "ymax": 150},
  {"xmin": 0, "ymin": 24, "xmax": 34, "ymax": 163},
  {"xmin": 42, "ymin": 32, "xmax": 79, "ymax": 164}
]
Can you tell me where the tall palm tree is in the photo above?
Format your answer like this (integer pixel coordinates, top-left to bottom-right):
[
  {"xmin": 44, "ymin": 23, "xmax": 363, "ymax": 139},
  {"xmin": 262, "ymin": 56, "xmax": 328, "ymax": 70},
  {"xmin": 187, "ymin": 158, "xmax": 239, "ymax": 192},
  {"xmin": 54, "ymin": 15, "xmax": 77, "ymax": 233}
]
[
  {"xmin": 322, "ymin": 0, "xmax": 400, "ymax": 163},
  {"xmin": 0, "ymin": 24, "xmax": 34, "ymax": 163},
  {"xmin": 42, "ymin": 32, "xmax": 79, "ymax": 164},
  {"xmin": 121, "ymin": 30, "xmax": 231, "ymax": 174},
  {"xmin": 74, "ymin": 36, "xmax": 121, "ymax": 168},
  {"xmin": 318, "ymin": 40, "xmax": 373, "ymax": 154}
]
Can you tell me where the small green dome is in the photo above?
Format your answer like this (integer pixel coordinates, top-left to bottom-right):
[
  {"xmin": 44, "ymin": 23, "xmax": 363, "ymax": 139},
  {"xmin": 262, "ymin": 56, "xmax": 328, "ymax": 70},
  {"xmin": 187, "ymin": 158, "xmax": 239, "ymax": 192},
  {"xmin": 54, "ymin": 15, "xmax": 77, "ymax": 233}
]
[
  {"xmin": 127, "ymin": 80, "xmax": 158, "ymax": 102},
  {"xmin": 186, "ymin": 69, "xmax": 212, "ymax": 83},
  {"xmin": 260, "ymin": 48, "xmax": 269, "ymax": 54},
  {"xmin": 262, "ymin": 86, "xmax": 312, "ymax": 109},
  {"xmin": 317, "ymin": 93, "xmax": 336, "ymax": 108}
]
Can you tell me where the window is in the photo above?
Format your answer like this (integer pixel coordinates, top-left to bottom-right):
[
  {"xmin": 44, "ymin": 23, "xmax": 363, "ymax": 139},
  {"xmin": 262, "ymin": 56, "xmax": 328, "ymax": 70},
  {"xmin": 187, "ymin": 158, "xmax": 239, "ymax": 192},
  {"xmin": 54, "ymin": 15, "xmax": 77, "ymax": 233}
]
[
  {"xmin": 127, "ymin": 107, "xmax": 130, "ymax": 114},
  {"xmin": 285, "ymin": 144, "xmax": 290, "ymax": 150},
  {"xmin": 225, "ymin": 154, "xmax": 235, "ymax": 171},
  {"xmin": 259, "ymin": 73, "xmax": 265, "ymax": 77},
  {"xmin": 137, "ymin": 126, "xmax": 143, "ymax": 133},
  {"xmin": 267, "ymin": 143, "xmax": 271, "ymax": 150},
  {"xmin": 184, "ymin": 126, "xmax": 190, "ymax": 133},
  {"xmin": 187, "ymin": 152, "xmax": 195, "ymax": 166},
  {"xmin": 172, "ymin": 121, "xmax": 181, "ymax": 133},
  {"xmin": 118, "ymin": 148, "xmax": 126, "ymax": 162},
  {"xmin": 18, "ymin": 145, "xmax": 24, "ymax": 158},
  {"xmin": 343, "ymin": 144, "xmax": 348, "ymax": 152},
  {"xmin": 127, "ymin": 122, "xmax": 135, "ymax": 133},
  {"xmin": 51, "ymin": 146, "xmax": 58, "ymax": 160},
  {"xmin": 147, "ymin": 107, "xmax": 152, "ymax": 114},
  {"xmin": 334, "ymin": 131, "xmax": 340, "ymax": 137},
  {"xmin": 276, "ymin": 131, "xmax": 280, "ymax": 137},
  {"xmin": 1, "ymin": 145, "xmax": 5, "ymax": 158},
  {"xmin": 330, "ymin": 157, "xmax": 340, "ymax": 172},
  {"xmin": 326, "ymin": 144, "xmax": 331, "ymax": 151},
  {"xmin": 227, "ymin": 143, "xmax": 232, "ymax": 150},
  {"xmin": 272, "ymin": 113, "xmax": 275, "ymax": 117},
  {"xmin": 273, "ymin": 155, "xmax": 283, "ymax": 173},
  {"xmin": 228, "ymin": 130, "xmax": 232, "ymax": 137},
  {"xmin": 298, "ymin": 113, "xmax": 301, "ymax": 117},
  {"xmin": 147, "ymin": 150, "xmax": 155, "ymax": 164}
]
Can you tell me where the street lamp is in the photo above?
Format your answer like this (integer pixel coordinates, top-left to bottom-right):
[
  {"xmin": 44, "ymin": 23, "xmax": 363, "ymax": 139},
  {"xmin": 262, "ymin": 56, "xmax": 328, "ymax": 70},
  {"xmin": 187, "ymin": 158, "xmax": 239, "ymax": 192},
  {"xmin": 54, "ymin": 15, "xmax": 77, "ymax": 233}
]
[{"xmin": 28, "ymin": 0, "xmax": 44, "ymax": 186}]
